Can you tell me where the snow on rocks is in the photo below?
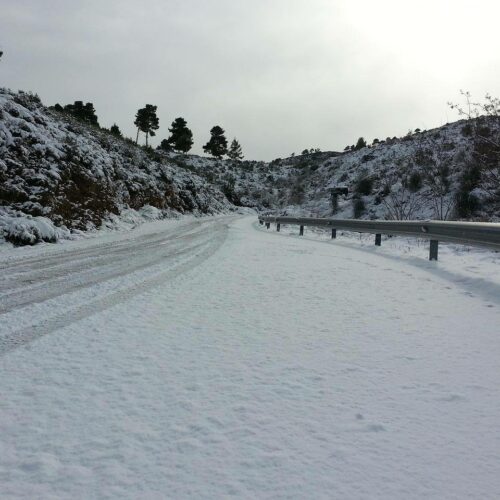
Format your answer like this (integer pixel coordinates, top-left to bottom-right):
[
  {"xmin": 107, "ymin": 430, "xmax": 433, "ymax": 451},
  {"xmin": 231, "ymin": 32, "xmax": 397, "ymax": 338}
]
[
  {"xmin": 2, "ymin": 86, "xmax": 498, "ymax": 248},
  {"xmin": 0, "ymin": 207, "xmax": 70, "ymax": 245},
  {"xmin": 2, "ymin": 215, "xmax": 67, "ymax": 245},
  {"xmin": 0, "ymin": 88, "xmax": 236, "ymax": 246},
  {"xmin": 178, "ymin": 121, "xmax": 499, "ymax": 221}
]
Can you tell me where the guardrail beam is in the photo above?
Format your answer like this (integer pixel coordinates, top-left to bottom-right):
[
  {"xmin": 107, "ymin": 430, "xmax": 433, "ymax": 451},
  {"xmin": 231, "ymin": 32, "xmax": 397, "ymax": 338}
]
[{"xmin": 258, "ymin": 216, "xmax": 500, "ymax": 257}]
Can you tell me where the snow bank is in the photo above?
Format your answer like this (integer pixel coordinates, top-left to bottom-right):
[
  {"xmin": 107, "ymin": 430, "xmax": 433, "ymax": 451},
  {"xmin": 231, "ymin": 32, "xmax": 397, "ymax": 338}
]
[
  {"xmin": 0, "ymin": 210, "xmax": 70, "ymax": 246},
  {"xmin": 0, "ymin": 205, "xmax": 206, "ymax": 247}
]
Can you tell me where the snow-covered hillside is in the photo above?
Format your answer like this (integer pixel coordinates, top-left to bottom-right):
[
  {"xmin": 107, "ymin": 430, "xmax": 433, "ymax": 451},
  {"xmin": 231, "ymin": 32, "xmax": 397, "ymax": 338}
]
[
  {"xmin": 0, "ymin": 89, "xmax": 235, "ymax": 245},
  {"xmin": 182, "ymin": 120, "xmax": 499, "ymax": 221},
  {"xmin": 1, "ymin": 87, "xmax": 499, "ymax": 246}
]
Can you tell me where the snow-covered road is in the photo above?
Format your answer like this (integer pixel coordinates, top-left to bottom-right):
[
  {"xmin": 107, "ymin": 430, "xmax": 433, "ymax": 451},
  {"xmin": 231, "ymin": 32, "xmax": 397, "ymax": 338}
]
[
  {"xmin": 0, "ymin": 217, "xmax": 231, "ymax": 354},
  {"xmin": 1, "ymin": 216, "xmax": 500, "ymax": 499}
]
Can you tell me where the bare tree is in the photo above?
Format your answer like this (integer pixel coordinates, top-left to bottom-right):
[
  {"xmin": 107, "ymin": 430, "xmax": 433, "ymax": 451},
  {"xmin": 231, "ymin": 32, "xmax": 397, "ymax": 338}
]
[
  {"xmin": 449, "ymin": 91, "xmax": 500, "ymax": 199},
  {"xmin": 382, "ymin": 176, "xmax": 423, "ymax": 220},
  {"xmin": 421, "ymin": 137, "xmax": 455, "ymax": 220},
  {"xmin": 425, "ymin": 163, "xmax": 454, "ymax": 220}
]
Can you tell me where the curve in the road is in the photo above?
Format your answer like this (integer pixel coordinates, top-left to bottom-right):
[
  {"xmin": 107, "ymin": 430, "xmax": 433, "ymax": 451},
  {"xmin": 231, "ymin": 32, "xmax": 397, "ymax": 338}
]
[{"xmin": 0, "ymin": 217, "xmax": 232, "ymax": 355}]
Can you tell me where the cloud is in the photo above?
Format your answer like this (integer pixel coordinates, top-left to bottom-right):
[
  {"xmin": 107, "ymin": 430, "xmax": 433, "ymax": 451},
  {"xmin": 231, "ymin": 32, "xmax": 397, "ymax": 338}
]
[{"xmin": 1, "ymin": 0, "xmax": 499, "ymax": 159}]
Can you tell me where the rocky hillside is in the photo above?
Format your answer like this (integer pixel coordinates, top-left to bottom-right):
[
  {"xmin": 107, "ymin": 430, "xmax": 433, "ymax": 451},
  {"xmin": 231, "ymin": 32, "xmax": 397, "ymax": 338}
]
[
  {"xmin": 0, "ymin": 89, "xmax": 235, "ymax": 244},
  {"xmin": 181, "ymin": 118, "xmax": 499, "ymax": 222},
  {"xmin": 1, "ymin": 88, "xmax": 499, "ymax": 245}
]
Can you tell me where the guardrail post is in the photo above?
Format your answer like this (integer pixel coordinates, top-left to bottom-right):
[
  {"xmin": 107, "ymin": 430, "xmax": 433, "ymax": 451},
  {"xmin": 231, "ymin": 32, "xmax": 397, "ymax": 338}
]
[
  {"xmin": 375, "ymin": 234, "xmax": 381, "ymax": 246},
  {"xmin": 429, "ymin": 240, "xmax": 439, "ymax": 261},
  {"xmin": 277, "ymin": 223, "xmax": 281, "ymax": 232},
  {"xmin": 331, "ymin": 229, "xmax": 337, "ymax": 239},
  {"xmin": 299, "ymin": 225, "xmax": 304, "ymax": 236},
  {"xmin": 266, "ymin": 222, "xmax": 270, "ymax": 229}
]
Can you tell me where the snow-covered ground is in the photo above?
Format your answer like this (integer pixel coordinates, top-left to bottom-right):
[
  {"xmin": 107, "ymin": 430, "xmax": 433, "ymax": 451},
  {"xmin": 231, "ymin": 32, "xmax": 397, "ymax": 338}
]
[{"xmin": 1, "ymin": 216, "xmax": 499, "ymax": 499}]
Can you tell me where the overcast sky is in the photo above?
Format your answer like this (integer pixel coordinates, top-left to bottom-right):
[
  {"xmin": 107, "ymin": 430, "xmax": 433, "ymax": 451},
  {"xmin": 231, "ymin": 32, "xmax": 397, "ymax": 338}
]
[{"xmin": 1, "ymin": 0, "xmax": 499, "ymax": 160}]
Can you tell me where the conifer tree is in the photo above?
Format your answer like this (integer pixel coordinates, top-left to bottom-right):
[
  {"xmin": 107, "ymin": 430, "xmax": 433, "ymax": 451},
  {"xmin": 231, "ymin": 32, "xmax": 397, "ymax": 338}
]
[
  {"xmin": 134, "ymin": 104, "xmax": 159, "ymax": 146},
  {"xmin": 227, "ymin": 138, "xmax": 244, "ymax": 161},
  {"xmin": 354, "ymin": 137, "xmax": 367, "ymax": 150},
  {"xmin": 110, "ymin": 124, "xmax": 122, "ymax": 138},
  {"xmin": 62, "ymin": 101, "xmax": 99, "ymax": 126},
  {"xmin": 203, "ymin": 126, "xmax": 228, "ymax": 158},
  {"xmin": 167, "ymin": 117, "xmax": 193, "ymax": 153},
  {"xmin": 159, "ymin": 138, "xmax": 173, "ymax": 152}
]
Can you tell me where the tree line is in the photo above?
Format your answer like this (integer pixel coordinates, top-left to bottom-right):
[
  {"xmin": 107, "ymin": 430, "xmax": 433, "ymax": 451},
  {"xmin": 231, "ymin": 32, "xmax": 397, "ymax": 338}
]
[{"xmin": 50, "ymin": 100, "xmax": 244, "ymax": 160}]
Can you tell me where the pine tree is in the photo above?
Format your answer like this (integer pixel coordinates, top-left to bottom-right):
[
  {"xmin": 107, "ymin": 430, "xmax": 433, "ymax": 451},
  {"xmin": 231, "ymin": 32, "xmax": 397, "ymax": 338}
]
[
  {"xmin": 134, "ymin": 104, "xmax": 159, "ymax": 146},
  {"xmin": 62, "ymin": 101, "xmax": 99, "ymax": 126},
  {"xmin": 110, "ymin": 124, "xmax": 122, "ymax": 138},
  {"xmin": 167, "ymin": 117, "xmax": 193, "ymax": 153},
  {"xmin": 227, "ymin": 138, "xmax": 244, "ymax": 161},
  {"xmin": 159, "ymin": 138, "xmax": 173, "ymax": 152},
  {"xmin": 354, "ymin": 137, "xmax": 367, "ymax": 150},
  {"xmin": 203, "ymin": 126, "xmax": 228, "ymax": 158}
]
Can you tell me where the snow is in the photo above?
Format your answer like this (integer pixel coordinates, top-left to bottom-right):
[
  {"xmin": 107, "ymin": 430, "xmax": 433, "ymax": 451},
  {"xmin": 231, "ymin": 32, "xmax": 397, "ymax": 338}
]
[
  {"xmin": 1, "ymin": 216, "xmax": 500, "ymax": 499},
  {"xmin": 4, "ymin": 87, "xmax": 499, "ymax": 248},
  {"xmin": 0, "ymin": 210, "xmax": 71, "ymax": 245},
  {"xmin": 0, "ymin": 89, "xmax": 236, "ymax": 244}
]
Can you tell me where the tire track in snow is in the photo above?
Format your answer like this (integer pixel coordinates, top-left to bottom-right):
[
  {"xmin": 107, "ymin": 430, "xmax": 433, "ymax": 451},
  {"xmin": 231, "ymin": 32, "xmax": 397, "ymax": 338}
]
[
  {"xmin": 0, "ymin": 221, "xmax": 219, "ymax": 312},
  {"xmin": 0, "ymin": 217, "xmax": 231, "ymax": 355},
  {"xmin": 0, "ymin": 219, "xmax": 203, "ymax": 278}
]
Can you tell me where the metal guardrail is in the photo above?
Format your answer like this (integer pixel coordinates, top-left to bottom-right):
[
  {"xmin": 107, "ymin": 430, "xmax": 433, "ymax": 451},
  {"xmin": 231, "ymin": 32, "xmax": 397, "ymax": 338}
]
[{"xmin": 258, "ymin": 216, "xmax": 500, "ymax": 260}]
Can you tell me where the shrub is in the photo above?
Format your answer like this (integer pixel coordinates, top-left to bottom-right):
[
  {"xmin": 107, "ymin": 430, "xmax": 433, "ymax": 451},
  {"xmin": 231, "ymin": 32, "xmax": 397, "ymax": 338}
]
[
  {"xmin": 408, "ymin": 171, "xmax": 423, "ymax": 192},
  {"xmin": 455, "ymin": 191, "xmax": 480, "ymax": 218},
  {"xmin": 4, "ymin": 217, "xmax": 60, "ymax": 245},
  {"xmin": 52, "ymin": 163, "xmax": 118, "ymax": 229},
  {"xmin": 478, "ymin": 126, "xmax": 491, "ymax": 137},
  {"xmin": 461, "ymin": 123, "xmax": 473, "ymax": 136},
  {"xmin": 354, "ymin": 137, "xmax": 367, "ymax": 150},
  {"xmin": 454, "ymin": 164, "xmax": 482, "ymax": 218},
  {"xmin": 288, "ymin": 182, "xmax": 305, "ymax": 205},
  {"xmin": 355, "ymin": 176, "xmax": 373, "ymax": 196},
  {"xmin": 221, "ymin": 176, "xmax": 241, "ymax": 206},
  {"xmin": 353, "ymin": 197, "xmax": 365, "ymax": 218},
  {"xmin": 13, "ymin": 91, "xmax": 42, "ymax": 107},
  {"xmin": 414, "ymin": 148, "xmax": 433, "ymax": 166}
]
